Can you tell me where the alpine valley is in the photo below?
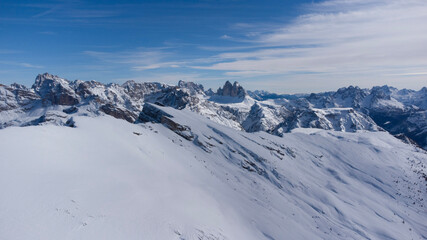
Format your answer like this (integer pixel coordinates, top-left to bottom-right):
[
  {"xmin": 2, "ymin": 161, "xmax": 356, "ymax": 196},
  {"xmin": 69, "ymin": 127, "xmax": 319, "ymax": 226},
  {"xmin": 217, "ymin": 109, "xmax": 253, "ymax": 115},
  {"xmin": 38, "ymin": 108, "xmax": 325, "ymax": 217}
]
[{"xmin": 0, "ymin": 73, "xmax": 426, "ymax": 239}]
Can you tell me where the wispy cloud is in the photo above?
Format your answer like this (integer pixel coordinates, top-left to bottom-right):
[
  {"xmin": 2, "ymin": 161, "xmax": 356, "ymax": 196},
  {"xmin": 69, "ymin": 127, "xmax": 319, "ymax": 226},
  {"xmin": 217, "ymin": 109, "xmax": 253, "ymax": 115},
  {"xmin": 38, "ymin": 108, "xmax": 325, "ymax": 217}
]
[
  {"xmin": 83, "ymin": 48, "xmax": 185, "ymax": 71},
  {"xmin": 0, "ymin": 60, "xmax": 43, "ymax": 69},
  {"xmin": 19, "ymin": 0, "xmax": 424, "ymax": 92},
  {"xmin": 27, "ymin": 2, "xmax": 121, "ymax": 19},
  {"xmin": 385, "ymin": 72, "xmax": 427, "ymax": 76},
  {"xmin": 192, "ymin": 0, "xmax": 427, "ymax": 90},
  {"xmin": 0, "ymin": 2, "xmax": 124, "ymax": 26}
]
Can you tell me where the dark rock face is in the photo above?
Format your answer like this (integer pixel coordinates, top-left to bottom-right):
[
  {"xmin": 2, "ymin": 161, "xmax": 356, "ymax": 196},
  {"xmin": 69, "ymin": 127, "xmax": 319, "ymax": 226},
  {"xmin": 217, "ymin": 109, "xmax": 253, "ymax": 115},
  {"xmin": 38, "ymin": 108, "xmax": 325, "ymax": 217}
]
[
  {"xmin": 0, "ymin": 84, "xmax": 40, "ymax": 112},
  {"xmin": 217, "ymin": 81, "xmax": 246, "ymax": 98},
  {"xmin": 242, "ymin": 103, "xmax": 265, "ymax": 132},
  {"xmin": 138, "ymin": 103, "xmax": 173, "ymax": 123},
  {"xmin": 177, "ymin": 80, "xmax": 204, "ymax": 95},
  {"xmin": 21, "ymin": 111, "xmax": 73, "ymax": 127},
  {"xmin": 122, "ymin": 80, "xmax": 164, "ymax": 100},
  {"xmin": 394, "ymin": 133, "xmax": 420, "ymax": 147},
  {"xmin": 63, "ymin": 106, "xmax": 78, "ymax": 114},
  {"xmin": 204, "ymin": 88, "xmax": 215, "ymax": 96},
  {"xmin": 160, "ymin": 115, "xmax": 194, "ymax": 141},
  {"xmin": 154, "ymin": 87, "xmax": 196, "ymax": 110},
  {"xmin": 75, "ymin": 80, "xmax": 104, "ymax": 99},
  {"xmin": 32, "ymin": 73, "xmax": 79, "ymax": 106},
  {"xmin": 138, "ymin": 103, "xmax": 194, "ymax": 140},
  {"xmin": 99, "ymin": 104, "xmax": 138, "ymax": 123}
]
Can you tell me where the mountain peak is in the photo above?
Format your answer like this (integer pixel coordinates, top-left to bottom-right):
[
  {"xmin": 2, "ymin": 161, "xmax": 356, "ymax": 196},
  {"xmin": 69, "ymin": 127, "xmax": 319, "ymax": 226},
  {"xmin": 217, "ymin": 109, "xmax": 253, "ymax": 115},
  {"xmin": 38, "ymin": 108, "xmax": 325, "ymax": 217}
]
[
  {"xmin": 32, "ymin": 73, "xmax": 70, "ymax": 90},
  {"xmin": 31, "ymin": 73, "xmax": 78, "ymax": 106},
  {"xmin": 177, "ymin": 80, "xmax": 204, "ymax": 95},
  {"xmin": 216, "ymin": 81, "xmax": 246, "ymax": 98},
  {"xmin": 122, "ymin": 80, "xmax": 136, "ymax": 86}
]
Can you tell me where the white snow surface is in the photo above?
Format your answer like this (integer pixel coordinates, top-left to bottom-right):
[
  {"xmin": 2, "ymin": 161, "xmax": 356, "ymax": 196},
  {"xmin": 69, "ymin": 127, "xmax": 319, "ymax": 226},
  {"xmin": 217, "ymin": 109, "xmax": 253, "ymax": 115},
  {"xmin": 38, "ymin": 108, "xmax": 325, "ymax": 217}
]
[{"xmin": 0, "ymin": 106, "xmax": 426, "ymax": 240}]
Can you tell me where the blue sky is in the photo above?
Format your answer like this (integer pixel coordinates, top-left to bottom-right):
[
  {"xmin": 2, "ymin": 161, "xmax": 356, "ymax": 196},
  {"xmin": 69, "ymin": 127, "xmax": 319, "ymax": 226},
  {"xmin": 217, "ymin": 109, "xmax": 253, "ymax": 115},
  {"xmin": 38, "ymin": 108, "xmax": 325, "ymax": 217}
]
[{"xmin": 0, "ymin": 0, "xmax": 426, "ymax": 93}]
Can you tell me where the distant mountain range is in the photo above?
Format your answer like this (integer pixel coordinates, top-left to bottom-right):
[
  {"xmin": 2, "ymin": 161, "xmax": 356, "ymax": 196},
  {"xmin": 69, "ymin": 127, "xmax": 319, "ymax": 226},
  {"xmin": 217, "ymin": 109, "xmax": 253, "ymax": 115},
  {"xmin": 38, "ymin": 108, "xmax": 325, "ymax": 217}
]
[{"xmin": 1, "ymin": 73, "xmax": 426, "ymax": 149}]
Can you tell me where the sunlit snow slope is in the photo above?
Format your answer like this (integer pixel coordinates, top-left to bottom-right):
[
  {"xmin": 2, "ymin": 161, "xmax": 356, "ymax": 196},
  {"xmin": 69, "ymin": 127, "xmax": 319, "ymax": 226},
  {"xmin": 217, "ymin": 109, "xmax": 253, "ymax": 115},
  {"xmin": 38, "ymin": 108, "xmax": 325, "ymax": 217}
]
[{"xmin": 0, "ymin": 106, "xmax": 426, "ymax": 239}]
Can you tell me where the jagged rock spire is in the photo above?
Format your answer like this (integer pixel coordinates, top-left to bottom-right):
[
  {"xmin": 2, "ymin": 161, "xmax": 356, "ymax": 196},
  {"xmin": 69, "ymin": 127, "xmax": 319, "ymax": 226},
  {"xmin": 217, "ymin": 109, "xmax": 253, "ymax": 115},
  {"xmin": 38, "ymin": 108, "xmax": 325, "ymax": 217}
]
[{"xmin": 216, "ymin": 81, "xmax": 246, "ymax": 98}]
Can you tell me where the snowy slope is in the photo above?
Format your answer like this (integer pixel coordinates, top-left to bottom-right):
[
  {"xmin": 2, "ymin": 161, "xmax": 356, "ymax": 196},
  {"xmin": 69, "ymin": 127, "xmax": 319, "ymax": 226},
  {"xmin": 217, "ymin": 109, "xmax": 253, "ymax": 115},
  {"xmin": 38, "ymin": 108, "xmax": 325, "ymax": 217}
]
[{"xmin": 0, "ymin": 105, "xmax": 426, "ymax": 239}]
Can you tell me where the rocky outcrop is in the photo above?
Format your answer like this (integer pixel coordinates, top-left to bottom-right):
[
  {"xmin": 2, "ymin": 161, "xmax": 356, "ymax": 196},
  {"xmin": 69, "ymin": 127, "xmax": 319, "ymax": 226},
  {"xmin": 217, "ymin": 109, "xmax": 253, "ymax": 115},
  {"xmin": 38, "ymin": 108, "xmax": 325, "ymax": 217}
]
[
  {"xmin": 0, "ymin": 84, "xmax": 40, "ymax": 112},
  {"xmin": 216, "ymin": 81, "xmax": 246, "ymax": 98},
  {"xmin": 160, "ymin": 115, "xmax": 194, "ymax": 141},
  {"xmin": 204, "ymin": 88, "xmax": 215, "ymax": 96},
  {"xmin": 242, "ymin": 103, "xmax": 288, "ymax": 133},
  {"xmin": 22, "ymin": 111, "xmax": 75, "ymax": 127},
  {"xmin": 100, "ymin": 104, "xmax": 138, "ymax": 123},
  {"xmin": 32, "ymin": 73, "xmax": 79, "ymax": 106},
  {"xmin": 154, "ymin": 87, "xmax": 197, "ymax": 110},
  {"xmin": 138, "ymin": 103, "xmax": 194, "ymax": 140},
  {"xmin": 122, "ymin": 80, "xmax": 164, "ymax": 100},
  {"xmin": 177, "ymin": 80, "xmax": 204, "ymax": 95},
  {"xmin": 138, "ymin": 103, "xmax": 173, "ymax": 123}
]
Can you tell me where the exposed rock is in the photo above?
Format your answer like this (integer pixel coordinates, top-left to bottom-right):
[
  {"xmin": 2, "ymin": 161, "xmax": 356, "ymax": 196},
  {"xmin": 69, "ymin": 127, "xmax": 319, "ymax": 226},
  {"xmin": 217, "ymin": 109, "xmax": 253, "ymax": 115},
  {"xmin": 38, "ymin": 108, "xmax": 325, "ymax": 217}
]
[
  {"xmin": 242, "ymin": 103, "xmax": 287, "ymax": 133},
  {"xmin": 138, "ymin": 103, "xmax": 173, "ymax": 123},
  {"xmin": 32, "ymin": 73, "xmax": 79, "ymax": 106},
  {"xmin": 216, "ymin": 81, "xmax": 246, "ymax": 98},
  {"xmin": 99, "ymin": 104, "xmax": 138, "ymax": 123},
  {"xmin": 75, "ymin": 80, "xmax": 105, "ymax": 100},
  {"xmin": 161, "ymin": 115, "xmax": 194, "ymax": 141},
  {"xmin": 302, "ymin": 85, "xmax": 427, "ymax": 149},
  {"xmin": 177, "ymin": 80, "xmax": 204, "ymax": 95},
  {"xmin": 0, "ymin": 84, "xmax": 40, "ymax": 112},
  {"xmin": 63, "ymin": 106, "xmax": 78, "ymax": 114},
  {"xmin": 22, "ymin": 111, "xmax": 71, "ymax": 127},
  {"xmin": 154, "ymin": 87, "xmax": 197, "ymax": 110},
  {"xmin": 394, "ymin": 133, "xmax": 420, "ymax": 147},
  {"xmin": 273, "ymin": 108, "xmax": 380, "ymax": 136},
  {"xmin": 122, "ymin": 80, "xmax": 164, "ymax": 100},
  {"xmin": 138, "ymin": 103, "xmax": 194, "ymax": 140},
  {"xmin": 204, "ymin": 88, "xmax": 215, "ymax": 96}
]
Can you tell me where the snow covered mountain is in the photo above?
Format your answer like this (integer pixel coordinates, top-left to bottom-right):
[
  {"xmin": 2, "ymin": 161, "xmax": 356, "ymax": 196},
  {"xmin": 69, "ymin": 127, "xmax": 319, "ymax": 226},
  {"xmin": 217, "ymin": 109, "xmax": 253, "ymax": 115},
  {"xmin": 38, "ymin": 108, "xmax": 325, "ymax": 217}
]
[
  {"xmin": 1, "ymin": 73, "xmax": 426, "ymax": 149},
  {"xmin": 0, "ymin": 73, "xmax": 379, "ymax": 132},
  {"xmin": 0, "ymin": 73, "xmax": 426, "ymax": 239},
  {"xmin": 1, "ymin": 102, "xmax": 426, "ymax": 239},
  {"xmin": 3, "ymin": 73, "xmax": 425, "ymax": 148},
  {"xmin": 304, "ymin": 85, "xmax": 427, "ymax": 149}
]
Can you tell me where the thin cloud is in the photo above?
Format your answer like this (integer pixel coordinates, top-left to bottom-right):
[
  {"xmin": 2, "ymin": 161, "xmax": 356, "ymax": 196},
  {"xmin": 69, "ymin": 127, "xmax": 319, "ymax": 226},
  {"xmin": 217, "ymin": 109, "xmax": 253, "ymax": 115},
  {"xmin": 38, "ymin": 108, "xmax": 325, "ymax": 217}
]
[
  {"xmin": 192, "ymin": 0, "xmax": 427, "ymax": 90},
  {"xmin": 385, "ymin": 72, "xmax": 427, "ymax": 76},
  {"xmin": 0, "ymin": 60, "xmax": 43, "ymax": 69},
  {"xmin": 83, "ymin": 48, "xmax": 186, "ymax": 71}
]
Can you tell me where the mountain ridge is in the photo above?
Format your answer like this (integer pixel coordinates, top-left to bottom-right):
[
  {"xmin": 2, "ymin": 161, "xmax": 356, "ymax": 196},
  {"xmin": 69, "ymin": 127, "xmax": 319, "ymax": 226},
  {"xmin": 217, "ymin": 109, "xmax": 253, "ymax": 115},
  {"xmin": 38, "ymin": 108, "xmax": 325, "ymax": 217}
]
[{"xmin": 1, "ymin": 72, "xmax": 426, "ymax": 149}]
